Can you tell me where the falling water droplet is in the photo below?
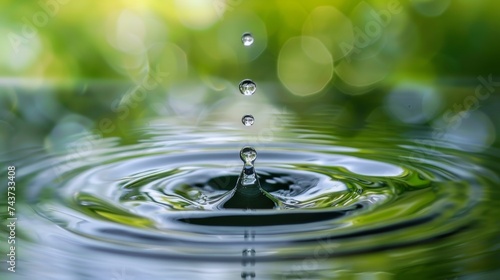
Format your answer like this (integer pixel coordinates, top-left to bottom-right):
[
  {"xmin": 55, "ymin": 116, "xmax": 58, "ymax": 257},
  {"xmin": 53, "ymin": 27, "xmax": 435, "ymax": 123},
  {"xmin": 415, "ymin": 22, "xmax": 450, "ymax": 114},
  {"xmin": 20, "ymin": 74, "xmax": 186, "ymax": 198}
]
[
  {"xmin": 240, "ymin": 146, "xmax": 257, "ymax": 165},
  {"xmin": 239, "ymin": 79, "xmax": 256, "ymax": 96},
  {"xmin": 242, "ymin": 115, "xmax": 255, "ymax": 126},
  {"xmin": 241, "ymin": 32, "xmax": 254, "ymax": 46}
]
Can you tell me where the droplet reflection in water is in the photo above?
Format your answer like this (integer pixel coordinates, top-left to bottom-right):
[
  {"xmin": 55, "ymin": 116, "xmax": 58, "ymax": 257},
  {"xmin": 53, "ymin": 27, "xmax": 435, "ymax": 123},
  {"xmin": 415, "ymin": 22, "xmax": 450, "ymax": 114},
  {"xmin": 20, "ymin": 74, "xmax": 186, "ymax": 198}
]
[
  {"xmin": 17, "ymin": 120, "xmax": 500, "ymax": 279},
  {"xmin": 241, "ymin": 32, "xmax": 254, "ymax": 46},
  {"xmin": 239, "ymin": 79, "xmax": 256, "ymax": 96},
  {"xmin": 241, "ymin": 115, "xmax": 255, "ymax": 126}
]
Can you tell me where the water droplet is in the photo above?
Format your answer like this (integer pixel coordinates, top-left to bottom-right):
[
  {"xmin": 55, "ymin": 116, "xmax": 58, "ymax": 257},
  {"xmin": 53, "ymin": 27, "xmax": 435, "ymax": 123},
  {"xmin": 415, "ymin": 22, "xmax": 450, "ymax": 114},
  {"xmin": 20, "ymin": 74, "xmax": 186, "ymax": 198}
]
[
  {"xmin": 240, "ymin": 146, "xmax": 257, "ymax": 164},
  {"xmin": 241, "ymin": 32, "xmax": 254, "ymax": 46},
  {"xmin": 239, "ymin": 79, "xmax": 256, "ymax": 96},
  {"xmin": 242, "ymin": 115, "xmax": 255, "ymax": 126}
]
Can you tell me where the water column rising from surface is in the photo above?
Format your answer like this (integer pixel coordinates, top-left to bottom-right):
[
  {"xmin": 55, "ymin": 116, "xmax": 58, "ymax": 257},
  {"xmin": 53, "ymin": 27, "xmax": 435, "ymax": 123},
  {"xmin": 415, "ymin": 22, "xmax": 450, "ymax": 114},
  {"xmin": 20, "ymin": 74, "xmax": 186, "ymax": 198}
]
[{"xmin": 222, "ymin": 147, "xmax": 276, "ymax": 209}]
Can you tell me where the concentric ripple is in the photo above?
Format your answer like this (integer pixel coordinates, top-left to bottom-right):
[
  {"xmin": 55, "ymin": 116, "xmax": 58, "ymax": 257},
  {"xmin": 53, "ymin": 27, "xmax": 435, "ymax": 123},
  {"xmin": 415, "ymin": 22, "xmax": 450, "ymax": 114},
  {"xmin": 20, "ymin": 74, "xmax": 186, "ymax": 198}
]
[{"xmin": 21, "ymin": 121, "xmax": 497, "ymax": 262}]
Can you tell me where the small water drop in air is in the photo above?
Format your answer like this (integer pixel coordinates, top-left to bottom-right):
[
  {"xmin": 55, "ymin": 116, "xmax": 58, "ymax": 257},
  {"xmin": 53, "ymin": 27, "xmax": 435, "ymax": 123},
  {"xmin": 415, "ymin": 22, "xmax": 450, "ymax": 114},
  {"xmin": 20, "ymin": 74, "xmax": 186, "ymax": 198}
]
[
  {"xmin": 242, "ymin": 115, "xmax": 255, "ymax": 126},
  {"xmin": 241, "ymin": 32, "xmax": 254, "ymax": 46},
  {"xmin": 239, "ymin": 79, "xmax": 256, "ymax": 96}
]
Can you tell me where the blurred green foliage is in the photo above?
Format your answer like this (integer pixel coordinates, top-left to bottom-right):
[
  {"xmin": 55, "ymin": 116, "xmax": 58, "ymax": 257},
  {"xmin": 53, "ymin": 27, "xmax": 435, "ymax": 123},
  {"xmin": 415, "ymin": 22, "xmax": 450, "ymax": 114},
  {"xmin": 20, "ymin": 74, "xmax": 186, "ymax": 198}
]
[
  {"xmin": 1, "ymin": 0, "xmax": 500, "ymax": 150},
  {"xmin": 1, "ymin": 0, "xmax": 499, "ymax": 79}
]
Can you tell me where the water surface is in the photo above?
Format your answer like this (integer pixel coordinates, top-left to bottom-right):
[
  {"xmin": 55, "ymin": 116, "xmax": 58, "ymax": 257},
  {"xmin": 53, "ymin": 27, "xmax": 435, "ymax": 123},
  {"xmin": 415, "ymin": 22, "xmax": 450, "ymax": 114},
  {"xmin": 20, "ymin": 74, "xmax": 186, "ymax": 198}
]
[{"xmin": 2, "ymin": 115, "xmax": 499, "ymax": 279}]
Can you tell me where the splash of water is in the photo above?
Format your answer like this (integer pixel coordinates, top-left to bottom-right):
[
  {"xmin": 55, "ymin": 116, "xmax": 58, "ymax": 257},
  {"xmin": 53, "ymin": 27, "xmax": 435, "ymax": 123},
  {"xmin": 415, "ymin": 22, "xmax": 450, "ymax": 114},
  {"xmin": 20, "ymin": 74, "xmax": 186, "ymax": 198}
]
[{"xmin": 221, "ymin": 147, "xmax": 277, "ymax": 209}]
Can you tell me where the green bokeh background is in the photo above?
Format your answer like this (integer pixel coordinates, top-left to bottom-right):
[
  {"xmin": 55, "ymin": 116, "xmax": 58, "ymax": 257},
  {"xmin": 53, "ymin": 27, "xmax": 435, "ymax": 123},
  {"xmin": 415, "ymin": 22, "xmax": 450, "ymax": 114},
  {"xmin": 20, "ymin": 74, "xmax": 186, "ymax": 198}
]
[{"xmin": 0, "ymin": 0, "xmax": 499, "ymax": 151}]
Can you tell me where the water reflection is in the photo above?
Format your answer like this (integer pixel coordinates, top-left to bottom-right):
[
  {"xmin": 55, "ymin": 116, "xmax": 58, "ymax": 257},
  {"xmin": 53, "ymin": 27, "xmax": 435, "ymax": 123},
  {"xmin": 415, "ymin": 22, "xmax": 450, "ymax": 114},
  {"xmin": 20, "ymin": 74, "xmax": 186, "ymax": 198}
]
[
  {"xmin": 2, "ymin": 113, "xmax": 500, "ymax": 279},
  {"xmin": 242, "ymin": 231, "xmax": 257, "ymax": 279}
]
